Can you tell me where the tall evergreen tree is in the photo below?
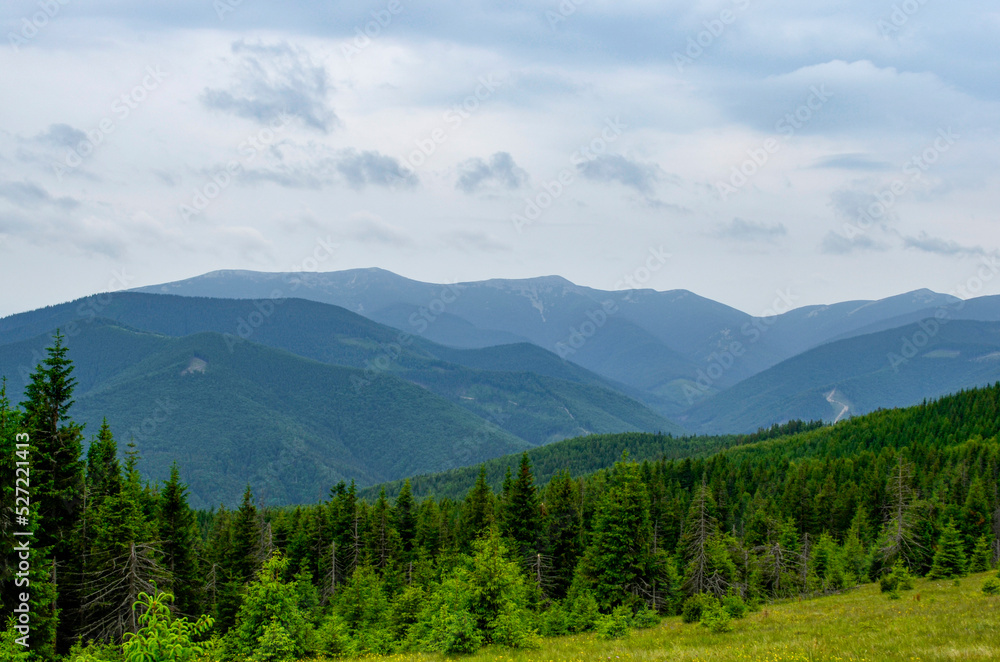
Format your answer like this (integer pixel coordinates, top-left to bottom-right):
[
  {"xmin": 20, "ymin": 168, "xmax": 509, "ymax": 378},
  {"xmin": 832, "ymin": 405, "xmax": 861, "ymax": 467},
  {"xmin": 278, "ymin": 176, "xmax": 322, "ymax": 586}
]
[
  {"xmin": 927, "ymin": 518, "xmax": 968, "ymax": 579},
  {"xmin": 158, "ymin": 463, "xmax": 201, "ymax": 616},
  {"xmin": 20, "ymin": 332, "xmax": 86, "ymax": 653},
  {"xmin": 500, "ymin": 453, "xmax": 540, "ymax": 557},
  {"xmin": 461, "ymin": 467, "xmax": 495, "ymax": 549},
  {"xmin": 579, "ymin": 461, "xmax": 653, "ymax": 609},
  {"xmin": 395, "ymin": 479, "xmax": 417, "ymax": 562},
  {"xmin": 542, "ymin": 471, "xmax": 582, "ymax": 599}
]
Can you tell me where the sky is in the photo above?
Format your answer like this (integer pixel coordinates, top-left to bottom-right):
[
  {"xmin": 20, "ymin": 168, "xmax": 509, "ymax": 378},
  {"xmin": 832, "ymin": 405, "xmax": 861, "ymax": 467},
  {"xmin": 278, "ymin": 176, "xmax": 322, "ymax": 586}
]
[{"xmin": 1, "ymin": 0, "xmax": 999, "ymax": 318}]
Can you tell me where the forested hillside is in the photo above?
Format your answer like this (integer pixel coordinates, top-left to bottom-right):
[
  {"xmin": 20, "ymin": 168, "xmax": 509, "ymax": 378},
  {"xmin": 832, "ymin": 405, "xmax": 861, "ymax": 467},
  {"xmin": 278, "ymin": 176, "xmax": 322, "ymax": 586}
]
[{"xmin": 2, "ymin": 336, "xmax": 997, "ymax": 660}]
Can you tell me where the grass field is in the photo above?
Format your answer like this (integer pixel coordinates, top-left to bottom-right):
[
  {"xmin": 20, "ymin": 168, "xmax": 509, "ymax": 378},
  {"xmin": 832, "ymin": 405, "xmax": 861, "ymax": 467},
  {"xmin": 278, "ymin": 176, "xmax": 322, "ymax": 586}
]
[{"xmin": 362, "ymin": 573, "xmax": 1000, "ymax": 662}]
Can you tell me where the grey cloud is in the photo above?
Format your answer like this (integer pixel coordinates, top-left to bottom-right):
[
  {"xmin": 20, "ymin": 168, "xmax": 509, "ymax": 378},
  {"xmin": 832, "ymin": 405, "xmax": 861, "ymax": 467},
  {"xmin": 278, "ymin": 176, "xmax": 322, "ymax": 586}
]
[
  {"xmin": 820, "ymin": 231, "xmax": 889, "ymax": 255},
  {"xmin": 577, "ymin": 154, "xmax": 662, "ymax": 195},
  {"xmin": 812, "ymin": 153, "xmax": 893, "ymax": 171},
  {"xmin": 202, "ymin": 40, "xmax": 337, "ymax": 132},
  {"xmin": 442, "ymin": 230, "xmax": 511, "ymax": 253},
  {"xmin": 0, "ymin": 180, "xmax": 79, "ymax": 210},
  {"xmin": 33, "ymin": 124, "xmax": 87, "ymax": 149},
  {"xmin": 234, "ymin": 147, "xmax": 417, "ymax": 190},
  {"xmin": 456, "ymin": 152, "xmax": 528, "ymax": 194},
  {"xmin": 902, "ymin": 232, "xmax": 990, "ymax": 257},
  {"xmin": 715, "ymin": 218, "xmax": 787, "ymax": 243},
  {"xmin": 337, "ymin": 150, "xmax": 417, "ymax": 190}
]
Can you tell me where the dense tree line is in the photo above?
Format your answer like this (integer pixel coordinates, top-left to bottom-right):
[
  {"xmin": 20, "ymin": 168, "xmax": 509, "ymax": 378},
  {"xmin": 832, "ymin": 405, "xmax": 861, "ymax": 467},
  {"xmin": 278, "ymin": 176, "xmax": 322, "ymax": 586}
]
[{"xmin": 1, "ymin": 337, "xmax": 999, "ymax": 660}]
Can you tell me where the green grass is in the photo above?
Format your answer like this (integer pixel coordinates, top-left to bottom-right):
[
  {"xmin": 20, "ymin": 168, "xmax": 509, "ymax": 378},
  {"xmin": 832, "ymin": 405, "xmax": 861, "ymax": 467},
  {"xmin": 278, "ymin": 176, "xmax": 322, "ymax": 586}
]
[{"xmin": 359, "ymin": 573, "xmax": 1000, "ymax": 662}]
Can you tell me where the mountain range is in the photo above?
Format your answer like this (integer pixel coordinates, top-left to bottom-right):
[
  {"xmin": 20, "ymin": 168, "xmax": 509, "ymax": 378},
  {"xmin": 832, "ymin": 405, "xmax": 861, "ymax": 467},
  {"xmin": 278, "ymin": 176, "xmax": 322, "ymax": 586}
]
[{"xmin": 1, "ymin": 268, "xmax": 998, "ymax": 505}]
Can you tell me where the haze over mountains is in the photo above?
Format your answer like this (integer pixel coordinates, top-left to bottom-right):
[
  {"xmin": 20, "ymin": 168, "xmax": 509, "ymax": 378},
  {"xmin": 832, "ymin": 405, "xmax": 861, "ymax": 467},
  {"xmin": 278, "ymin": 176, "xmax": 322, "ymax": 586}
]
[{"xmin": 2, "ymin": 268, "xmax": 999, "ymax": 506}]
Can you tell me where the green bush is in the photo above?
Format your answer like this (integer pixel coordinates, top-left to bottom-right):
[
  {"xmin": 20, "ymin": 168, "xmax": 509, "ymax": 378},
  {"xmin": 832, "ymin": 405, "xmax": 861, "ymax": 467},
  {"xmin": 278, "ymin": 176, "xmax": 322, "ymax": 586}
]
[
  {"xmin": 315, "ymin": 613, "xmax": 354, "ymax": 658},
  {"xmin": 880, "ymin": 560, "xmax": 914, "ymax": 593},
  {"xmin": 721, "ymin": 592, "xmax": 748, "ymax": 620},
  {"xmin": 631, "ymin": 605, "xmax": 660, "ymax": 629},
  {"xmin": 595, "ymin": 605, "xmax": 632, "ymax": 640},
  {"xmin": 566, "ymin": 581, "xmax": 600, "ymax": 633},
  {"xmin": 982, "ymin": 578, "xmax": 1000, "ymax": 596},
  {"xmin": 540, "ymin": 603, "xmax": 569, "ymax": 637},
  {"xmin": 699, "ymin": 599, "xmax": 733, "ymax": 634},
  {"xmin": 121, "ymin": 590, "xmax": 214, "ymax": 662},
  {"xmin": 1, "ymin": 619, "xmax": 30, "ymax": 662},
  {"xmin": 681, "ymin": 593, "xmax": 716, "ymax": 624}
]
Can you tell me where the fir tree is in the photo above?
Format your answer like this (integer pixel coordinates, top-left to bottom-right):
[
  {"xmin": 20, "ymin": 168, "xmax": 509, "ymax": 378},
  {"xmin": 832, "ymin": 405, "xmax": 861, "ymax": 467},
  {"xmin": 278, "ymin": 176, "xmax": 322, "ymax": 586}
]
[
  {"xmin": 542, "ymin": 470, "xmax": 582, "ymax": 599},
  {"xmin": 158, "ymin": 463, "xmax": 201, "ymax": 616},
  {"xmin": 460, "ymin": 467, "xmax": 494, "ymax": 548},
  {"xmin": 500, "ymin": 453, "xmax": 540, "ymax": 557},
  {"xmin": 927, "ymin": 518, "xmax": 968, "ymax": 579}
]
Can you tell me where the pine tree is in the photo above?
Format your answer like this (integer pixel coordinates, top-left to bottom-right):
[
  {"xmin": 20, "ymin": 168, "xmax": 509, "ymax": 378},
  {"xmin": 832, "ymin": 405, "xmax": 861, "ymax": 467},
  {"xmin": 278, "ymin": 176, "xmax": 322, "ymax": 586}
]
[
  {"xmin": 80, "ymin": 432, "xmax": 165, "ymax": 643},
  {"xmin": 579, "ymin": 460, "xmax": 653, "ymax": 609},
  {"xmin": 395, "ymin": 479, "xmax": 417, "ymax": 562},
  {"xmin": 19, "ymin": 332, "xmax": 86, "ymax": 652},
  {"xmin": 542, "ymin": 470, "xmax": 582, "ymax": 599},
  {"xmin": 158, "ymin": 463, "xmax": 201, "ymax": 615},
  {"xmin": 960, "ymin": 477, "xmax": 990, "ymax": 551},
  {"xmin": 927, "ymin": 518, "xmax": 968, "ymax": 579},
  {"xmin": 367, "ymin": 488, "xmax": 399, "ymax": 570},
  {"xmin": 500, "ymin": 453, "xmax": 540, "ymax": 557},
  {"xmin": 681, "ymin": 478, "xmax": 721, "ymax": 596},
  {"xmin": 461, "ymin": 467, "xmax": 495, "ymax": 548},
  {"xmin": 969, "ymin": 535, "xmax": 993, "ymax": 573}
]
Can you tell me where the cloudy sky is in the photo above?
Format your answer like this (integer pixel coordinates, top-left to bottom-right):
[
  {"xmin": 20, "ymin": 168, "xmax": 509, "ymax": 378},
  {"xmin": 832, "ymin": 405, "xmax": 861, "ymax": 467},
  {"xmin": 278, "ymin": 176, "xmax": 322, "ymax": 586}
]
[{"xmin": 1, "ymin": 0, "xmax": 998, "ymax": 317}]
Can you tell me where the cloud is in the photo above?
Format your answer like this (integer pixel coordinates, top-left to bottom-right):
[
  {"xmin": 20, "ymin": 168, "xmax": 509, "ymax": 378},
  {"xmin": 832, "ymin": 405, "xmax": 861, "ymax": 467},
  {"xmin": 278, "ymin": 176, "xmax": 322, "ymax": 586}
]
[
  {"xmin": 576, "ymin": 154, "xmax": 662, "ymax": 195},
  {"xmin": 202, "ymin": 40, "xmax": 337, "ymax": 132},
  {"xmin": 812, "ymin": 153, "xmax": 893, "ymax": 171},
  {"xmin": 336, "ymin": 149, "xmax": 417, "ymax": 190},
  {"xmin": 233, "ymin": 145, "xmax": 417, "ymax": 190},
  {"xmin": 901, "ymin": 232, "xmax": 991, "ymax": 257},
  {"xmin": 820, "ymin": 231, "xmax": 889, "ymax": 255},
  {"xmin": 0, "ymin": 179, "xmax": 79, "ymax": 210},
  {"xmin": 715, "ymin": 218, "xmax": 787, "ymax": 243},
  {"xmin": 32, "ymin": 124, "xmax": 87, "ymax": 150},
  {"xmin": 455, "ymin": 152, "xmax": 528, "ymax": 194}
]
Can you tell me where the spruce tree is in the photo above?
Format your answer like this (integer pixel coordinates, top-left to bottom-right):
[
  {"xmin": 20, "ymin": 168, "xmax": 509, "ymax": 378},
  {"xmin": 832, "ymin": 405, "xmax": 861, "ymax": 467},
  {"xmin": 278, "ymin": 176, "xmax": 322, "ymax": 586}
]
[
  {"xmin": 395, "ymin": 479, "xmax": 417, "ymax": 562},
  {"xmin": 542, "ymin": 470, "xmax": 582, "ymax": 599},
  {"xmin": 20, "ymin": 332, "xmax": 86, "ymax": 653},
  {"xmin": 158, "ymin": 463, "xmax": 201, "ymax": 615},
  {"xmin": 927, "ymin": 518, "xmax": 968, "ymax": 579},
  {"xmin": 501, "ymin": 453, "xmax": 540, "ymax": 557},
  {"xmin": 461, "ymin": 467, "xmax": 495, "ymax": 548},
  {"xmin": 579, "ymin": 460, "xmax": 653, "ymax": 609}
]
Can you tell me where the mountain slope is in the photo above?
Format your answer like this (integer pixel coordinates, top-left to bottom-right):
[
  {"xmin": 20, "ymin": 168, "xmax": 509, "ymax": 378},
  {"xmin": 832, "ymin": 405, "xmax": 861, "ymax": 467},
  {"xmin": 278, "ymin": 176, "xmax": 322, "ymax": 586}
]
[
  {"xmin": 0, "ymin": 293, "xmax": 684, "ymax": 443},
  {"xmin": 680, "ymin": 319, "xmax": 1000, "ymax": 433},
  {"xmin": 0, "ymin": 321, "xmax": 531, "ymax": 508}
]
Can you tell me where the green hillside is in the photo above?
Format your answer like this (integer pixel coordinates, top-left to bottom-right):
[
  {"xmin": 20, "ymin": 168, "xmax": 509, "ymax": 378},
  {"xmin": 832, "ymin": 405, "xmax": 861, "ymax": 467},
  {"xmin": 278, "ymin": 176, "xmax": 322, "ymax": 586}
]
[
  {"xmin": 0, "ymin": 322, "xmax": 529, "ymax": 508},
  {"xmin": 0, "ymin": 293, "xmax": 684, "ymax": 443},
  {"xmin": 681, "ymin": 319, "xmax": 1000, "ymax": 433}
]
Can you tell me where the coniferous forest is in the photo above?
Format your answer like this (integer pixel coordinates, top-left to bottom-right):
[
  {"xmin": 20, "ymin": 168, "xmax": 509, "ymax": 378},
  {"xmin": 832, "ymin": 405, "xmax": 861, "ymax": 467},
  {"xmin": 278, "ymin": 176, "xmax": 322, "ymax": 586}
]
[{"xmin": 2, "ymin": 335, "xmax": 1000, "ymax": 661}]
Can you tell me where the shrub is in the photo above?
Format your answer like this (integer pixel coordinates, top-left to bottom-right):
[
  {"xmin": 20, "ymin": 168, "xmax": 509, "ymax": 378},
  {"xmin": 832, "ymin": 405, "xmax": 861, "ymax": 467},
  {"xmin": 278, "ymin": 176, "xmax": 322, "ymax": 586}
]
[
  {"xmin": 566, "ymin": 582, "xmax": 600, "ymax": 633},
  {"xmin": 700, "ymin": 599, "xmax": 733, "ymax": 634},
  {"xmin": 982, "ymin": 578, "xmax": 1000, "ymax": 596},
  {"xmin": 315, "ymin": 613, "xmax": 354, "ymax": 658},
  {"xmin": 880, "ymin": 560, "xmax": 914, "ymax": 593},
  {"xmin": 1, "ymin": 619, "xmax": 30, "ymax": 662},
  {"xmin": 681, "ymin": 593, "xmax": 717, "ymax": 624},
  {"xmin": 631, "ymin": 605, "xmax": 660, "ymax": 629},
  {"xmin": 122, "ymin": 590, "xmax": 214, "ymax": 662},
  {"xmin": 595, "ymin": 606, "xmax": 632, "ymax": 640},
  {"xmin": 540, "ymin": 603, "xmax": 569, "ymax": 637},
  {"xmin": 721, "ymin": 592, "xmax": 748, "ymax": 620},
  {"xmin": 251, "ymin": 617, "xmax": 296, "ymax": 662}
]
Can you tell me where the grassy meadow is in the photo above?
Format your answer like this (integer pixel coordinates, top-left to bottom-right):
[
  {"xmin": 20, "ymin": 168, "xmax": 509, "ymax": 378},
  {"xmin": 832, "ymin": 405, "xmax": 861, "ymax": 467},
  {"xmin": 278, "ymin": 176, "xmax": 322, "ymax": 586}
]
[{"xmin": 356, "ymin": 573, "xmax": 1000, "ymax": 662}]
